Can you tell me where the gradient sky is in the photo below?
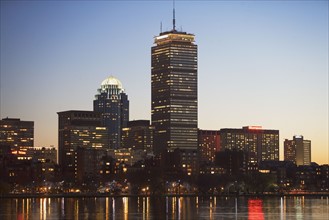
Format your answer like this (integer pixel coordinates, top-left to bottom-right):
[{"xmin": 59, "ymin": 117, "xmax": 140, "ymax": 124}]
[{"xmin": 1, "ymin": 1, "xmax": 328, "ymax": 164}]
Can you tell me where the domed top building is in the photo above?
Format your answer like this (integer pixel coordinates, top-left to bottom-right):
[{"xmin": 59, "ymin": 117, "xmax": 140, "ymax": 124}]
[
  {"xmin": 94, "ymin": 76, "xmax": 129, "ymax": 149},
  {"xmin": 100, "ymin": 76, "xmax": 124, "ymax": 93}
]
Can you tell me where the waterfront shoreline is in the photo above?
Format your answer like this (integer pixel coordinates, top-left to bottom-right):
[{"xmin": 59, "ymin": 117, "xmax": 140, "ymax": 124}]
[{"xmin": 1, "ymin": 192, "xmax": 329, "ymax": 199}]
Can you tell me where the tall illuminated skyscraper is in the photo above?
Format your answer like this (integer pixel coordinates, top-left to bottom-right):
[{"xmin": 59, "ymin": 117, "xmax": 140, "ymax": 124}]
[
  {"xmin": 151, "ymin": 13, "xmax": 198, "ymax": 155},
  {"xmin": 94, "ymin": 76, "xmax": 129, "ymax": 149}
]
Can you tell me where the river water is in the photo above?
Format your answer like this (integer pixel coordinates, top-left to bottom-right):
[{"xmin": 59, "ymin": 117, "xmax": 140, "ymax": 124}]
[{"xmin": 0, "ymin": 196, "xmax": 328, "ymax": 219}]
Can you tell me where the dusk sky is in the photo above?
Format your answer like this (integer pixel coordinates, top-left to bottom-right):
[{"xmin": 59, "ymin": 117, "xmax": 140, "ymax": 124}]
[{"xmin": 1, "ymin": 1, "xmax": 328, "ymax": 164}]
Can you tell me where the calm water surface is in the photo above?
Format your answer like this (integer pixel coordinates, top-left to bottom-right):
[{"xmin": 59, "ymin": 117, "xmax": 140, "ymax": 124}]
[{"xmin": 0, "ymin": 196, "xmax": 328, "ymax": 219}]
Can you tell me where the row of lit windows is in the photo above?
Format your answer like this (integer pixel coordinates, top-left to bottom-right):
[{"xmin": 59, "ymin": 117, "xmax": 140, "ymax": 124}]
[
  {"xmin": 152, "ymin": 73, "xmax": 196, "ymax": 77},
  {"xmin": 165, "ymin": 46, "xmax": 196, "ymax": 51},
  {"xmin": 165, "ymin": 51, "xmax": 197, "ymax": 57}
]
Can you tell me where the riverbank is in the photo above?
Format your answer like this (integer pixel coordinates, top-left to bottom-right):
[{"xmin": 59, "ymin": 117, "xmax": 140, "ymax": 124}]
[{"xmin": 1, "ymin": 191, "xmax": 329, "ymax": 199}]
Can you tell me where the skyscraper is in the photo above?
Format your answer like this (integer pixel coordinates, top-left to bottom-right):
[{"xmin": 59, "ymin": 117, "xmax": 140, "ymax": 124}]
[
  {"xmin": 151, "ymin": 17, "xmax": 198, "ymax": 155},
  {"xmin": 94, "ymin": 76, "xmax": 129, "ymax": 149},
  {"xmin": 284, "ymin": 135, "xmax": 311, "ymax": 166}
]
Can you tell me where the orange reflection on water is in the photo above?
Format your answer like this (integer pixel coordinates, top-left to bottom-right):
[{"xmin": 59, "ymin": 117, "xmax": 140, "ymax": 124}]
[
  {"xmin": 123, "ymin": 197, "xmax": 128, "ymax": 220},
  {"xmin": 248, "ymin": 199, "xmax": 264, "ymax": 220},
  {"xmin": 172, "ymin": 197, "xmax": 176, "ymax": 215},
  {"xmin": 105, "ymin": 197, "xmax": 109, "ymax": 220},
  {"xmin": 15, "ymin": 199, "xmax": 31, "ymax": 220}
]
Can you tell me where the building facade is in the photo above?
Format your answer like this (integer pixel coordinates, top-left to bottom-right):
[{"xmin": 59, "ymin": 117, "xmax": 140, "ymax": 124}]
[
  {"xmin": 151, "ymin": 29, "xmax": 198, "ymax": 154},
  {"xmin": 284, "ymin": 135, "xmax": 311, "ymax": 166},
  {"xmin": 108, "ymin": 148, "xmax": 147, "ymax": 167},
  {"xmin": 198, "ymin": 129, "xmax": 220, "ymax": 163},
  {"xmin": 57, "ymin": 110, "xmax": 108, "ymax": 181},
  {"xmin": 76, "ymin": 146, "xmax": 108, "ymax": 184},
  {"xmin": 29, "ymin": 147, "xmax": 57, "ymax": 163},
  {"xmin": 283, "ymin": 139, "xmax": 296, "ymax": 163},
  {"xmin": 121, "ymin": 120, "xmax": 154, "ymax": 153},
  {"xmin": 219, "ymin": 126, "xmax": 279, "ymax": 165},
  {"xmin": 94, "ymin": 76, "xmax": 129, "ymax": 149},
  {"xmin": 215, "ymin": 149, "xmax": 248, "ymax": 176},
  {"xmin": 0, "ymin": 118, "xmax": 34, "ymax": 150}
]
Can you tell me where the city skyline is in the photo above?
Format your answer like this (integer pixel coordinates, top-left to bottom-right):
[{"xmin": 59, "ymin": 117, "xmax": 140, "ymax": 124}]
[{"xmin": 1, "ymin": 1, "xmax": 328, "ymax": 164}]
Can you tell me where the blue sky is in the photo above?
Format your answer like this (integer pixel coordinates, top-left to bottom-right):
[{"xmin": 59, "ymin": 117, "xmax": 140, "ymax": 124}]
[{"xmin": 1, "ymin": 0, "xmax": 328, "ymax": 164}]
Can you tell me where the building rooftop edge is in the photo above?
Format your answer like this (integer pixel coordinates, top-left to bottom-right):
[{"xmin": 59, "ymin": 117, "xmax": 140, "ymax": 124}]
[
  {"xmin": 159, "ymin": 29, "xmax": 194, "ymax": 36},
  {"xmin": 1, "ymin": 117, "xmax": 22, "ymax": 121},
  {"xmin": 220, "ymin": 127, "xmax": 279, "ymax": 132},
  {"xmin": 57, "ymin": 110, "xmax": 96, "ymax": 114},
  {"xmin": 1, "ymin": 117, "xmax": 34, "ymax": 123}
]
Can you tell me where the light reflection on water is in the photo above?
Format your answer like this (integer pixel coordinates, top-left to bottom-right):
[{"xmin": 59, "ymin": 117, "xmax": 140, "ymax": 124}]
[{"xmin": 0, "ymin": 196, "xmax": 328, "ymax": 220}]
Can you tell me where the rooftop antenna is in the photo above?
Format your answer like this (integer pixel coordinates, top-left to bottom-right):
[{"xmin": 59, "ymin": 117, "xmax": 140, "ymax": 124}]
[
  {"xmin": 173, "ymin": 0, "xmax": 176, "ymax": 31},
  {"xmin": 160, "ymin": 21, "xmax": 162, "ymax": 33}
]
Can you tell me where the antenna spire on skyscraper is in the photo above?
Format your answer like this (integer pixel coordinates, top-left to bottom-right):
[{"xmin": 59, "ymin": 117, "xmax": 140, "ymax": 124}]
[{"xmin": 173, "ymin": 0, "xmax": 176, "ymax": 31}]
